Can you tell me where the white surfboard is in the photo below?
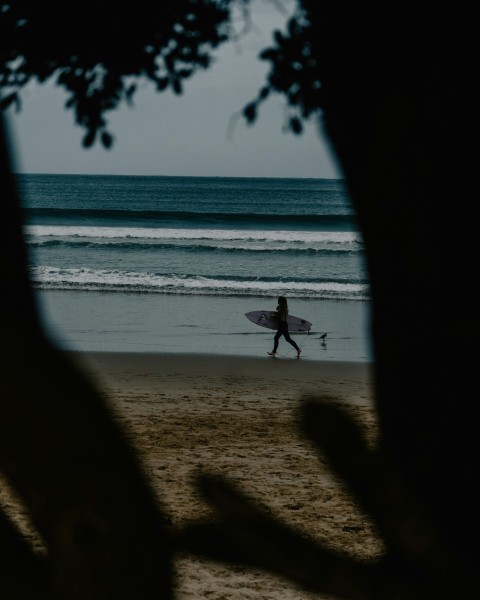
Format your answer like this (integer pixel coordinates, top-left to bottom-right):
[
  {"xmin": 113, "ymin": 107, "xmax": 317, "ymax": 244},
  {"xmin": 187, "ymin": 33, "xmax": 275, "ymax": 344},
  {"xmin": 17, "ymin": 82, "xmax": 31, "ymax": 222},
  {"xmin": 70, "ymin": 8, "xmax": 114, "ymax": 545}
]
[{"xmin": 245, "ymin": 310, "xmax": 312, "ymax": 333}]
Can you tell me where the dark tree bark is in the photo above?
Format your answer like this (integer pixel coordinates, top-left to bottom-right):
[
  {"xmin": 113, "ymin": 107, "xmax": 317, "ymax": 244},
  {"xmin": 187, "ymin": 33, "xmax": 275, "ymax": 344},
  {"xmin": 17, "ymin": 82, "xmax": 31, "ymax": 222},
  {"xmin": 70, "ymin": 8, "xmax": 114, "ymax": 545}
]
[{"xmin": 0, "ymin": 115, "xmax": 174, "ymax": 599}]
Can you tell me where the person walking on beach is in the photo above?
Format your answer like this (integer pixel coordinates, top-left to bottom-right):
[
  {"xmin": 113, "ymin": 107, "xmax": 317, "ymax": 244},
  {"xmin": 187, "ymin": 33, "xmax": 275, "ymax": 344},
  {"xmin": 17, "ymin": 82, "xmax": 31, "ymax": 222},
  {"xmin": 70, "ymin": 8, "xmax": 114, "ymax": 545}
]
[{"xmin": 268, "ymin": 296, "xmax": 301, "ymax": 358}]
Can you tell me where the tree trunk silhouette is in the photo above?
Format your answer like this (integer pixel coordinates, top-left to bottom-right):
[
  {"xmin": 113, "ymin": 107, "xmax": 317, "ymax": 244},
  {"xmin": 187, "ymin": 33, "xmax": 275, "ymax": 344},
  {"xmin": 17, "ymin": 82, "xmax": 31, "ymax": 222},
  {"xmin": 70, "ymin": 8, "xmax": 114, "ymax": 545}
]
[
  {"xmin": 0, "ymin": 115, "xmax": 174, "ymax": 599},
  {"xmin": 319, "ymin": 21, "xmax": 477, "ymax": 589}
]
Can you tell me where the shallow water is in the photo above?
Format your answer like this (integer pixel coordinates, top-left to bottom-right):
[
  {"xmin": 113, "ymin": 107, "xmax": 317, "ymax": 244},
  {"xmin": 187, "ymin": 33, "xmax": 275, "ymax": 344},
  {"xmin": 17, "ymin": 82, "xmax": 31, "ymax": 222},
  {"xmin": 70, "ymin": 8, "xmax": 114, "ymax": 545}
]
[{"xmin": 37, "ymin": 290, "xmax": 373, "ymax": 363}]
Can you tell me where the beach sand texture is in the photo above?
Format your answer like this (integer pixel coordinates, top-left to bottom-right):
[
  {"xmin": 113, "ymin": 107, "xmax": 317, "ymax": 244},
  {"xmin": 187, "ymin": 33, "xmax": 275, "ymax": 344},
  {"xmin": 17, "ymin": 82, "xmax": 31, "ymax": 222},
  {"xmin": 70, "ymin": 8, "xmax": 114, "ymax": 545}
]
[{"xmin": 1, "ymin": 352, "xmax": 381, "ymax": 599}]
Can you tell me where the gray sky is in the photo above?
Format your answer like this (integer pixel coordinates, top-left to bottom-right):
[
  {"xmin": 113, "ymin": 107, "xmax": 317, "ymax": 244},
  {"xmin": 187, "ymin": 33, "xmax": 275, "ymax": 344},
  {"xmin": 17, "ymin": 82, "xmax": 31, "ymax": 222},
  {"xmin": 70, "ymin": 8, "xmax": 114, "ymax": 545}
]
[{"xmin": 5, "ymin": 1, "xmax": 342, "ymax": 179}]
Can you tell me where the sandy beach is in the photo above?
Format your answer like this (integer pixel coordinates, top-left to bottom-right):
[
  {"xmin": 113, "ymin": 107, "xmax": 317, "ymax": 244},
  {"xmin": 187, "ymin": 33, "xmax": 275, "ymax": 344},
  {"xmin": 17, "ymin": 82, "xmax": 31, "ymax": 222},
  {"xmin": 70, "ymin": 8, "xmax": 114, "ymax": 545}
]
[{"xmin": 1, "ymin": 351, "xmax": 380, "ymax": 599}]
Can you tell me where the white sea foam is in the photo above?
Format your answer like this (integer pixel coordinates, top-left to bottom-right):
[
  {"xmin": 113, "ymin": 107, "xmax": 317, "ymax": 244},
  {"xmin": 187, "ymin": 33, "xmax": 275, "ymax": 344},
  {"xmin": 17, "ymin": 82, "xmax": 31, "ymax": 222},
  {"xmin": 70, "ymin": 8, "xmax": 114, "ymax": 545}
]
[
  {"xmin": 25, "ymin": 225, "xmax": 361, "ymax": 244},
  {"xmin": 30, "ymin": 266, "xmax": 369, "ymax": 300}
]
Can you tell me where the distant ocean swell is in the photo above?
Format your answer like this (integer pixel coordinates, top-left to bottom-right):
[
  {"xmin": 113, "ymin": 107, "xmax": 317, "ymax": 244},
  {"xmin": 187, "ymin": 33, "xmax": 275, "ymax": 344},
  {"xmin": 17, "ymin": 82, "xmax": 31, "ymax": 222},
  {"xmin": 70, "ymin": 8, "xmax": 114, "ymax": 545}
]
[
  {"xmin": 29, "ymin": 266, "xmax": 369, "ymax": 300},
  {"xmin": 25, "ymin": 225, "xmax": 361, "ymax": 249},
  {"xmin": 24, "ymin": 208, "xmax": 356, "ymax": 227},
  {"xmin": 28, "ymin": 240, "xmax": 359, "ymax": 256}
]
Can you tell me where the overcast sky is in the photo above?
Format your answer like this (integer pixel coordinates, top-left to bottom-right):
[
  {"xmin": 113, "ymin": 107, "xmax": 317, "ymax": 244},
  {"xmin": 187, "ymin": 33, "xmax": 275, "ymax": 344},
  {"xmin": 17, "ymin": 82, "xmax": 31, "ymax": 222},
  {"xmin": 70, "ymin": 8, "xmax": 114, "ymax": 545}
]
[{"xmin": 5, "ymin": 1, "xmax": 342, "ymax": 179}]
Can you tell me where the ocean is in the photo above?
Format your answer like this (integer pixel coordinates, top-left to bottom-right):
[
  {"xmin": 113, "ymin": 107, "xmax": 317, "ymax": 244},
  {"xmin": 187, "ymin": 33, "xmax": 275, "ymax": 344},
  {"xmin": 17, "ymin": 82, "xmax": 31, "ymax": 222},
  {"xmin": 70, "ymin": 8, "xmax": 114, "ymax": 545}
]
[{"xmin": 17, "ymin": 173, "xmax": 373, "ymax": 362}]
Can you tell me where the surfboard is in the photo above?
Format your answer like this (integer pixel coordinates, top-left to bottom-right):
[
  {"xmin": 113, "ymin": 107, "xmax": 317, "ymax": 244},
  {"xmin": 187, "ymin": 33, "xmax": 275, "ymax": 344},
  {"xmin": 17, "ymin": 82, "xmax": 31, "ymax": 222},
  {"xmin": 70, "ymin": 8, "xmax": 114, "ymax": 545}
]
[{"xmin": 245, "ymin": 310, "xmax": 312, "ymax": 333}]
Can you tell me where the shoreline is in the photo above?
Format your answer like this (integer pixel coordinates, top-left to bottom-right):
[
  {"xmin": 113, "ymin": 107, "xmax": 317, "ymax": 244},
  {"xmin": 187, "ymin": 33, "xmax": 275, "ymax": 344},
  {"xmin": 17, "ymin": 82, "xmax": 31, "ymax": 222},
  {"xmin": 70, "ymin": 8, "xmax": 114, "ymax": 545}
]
[
  {"xmin": 71, "ymin": 351, "xmax": 375, "ymax": 412},
  {"xmin": 72, "ymin": 349, "xmax": 374, "ymax": 377}
]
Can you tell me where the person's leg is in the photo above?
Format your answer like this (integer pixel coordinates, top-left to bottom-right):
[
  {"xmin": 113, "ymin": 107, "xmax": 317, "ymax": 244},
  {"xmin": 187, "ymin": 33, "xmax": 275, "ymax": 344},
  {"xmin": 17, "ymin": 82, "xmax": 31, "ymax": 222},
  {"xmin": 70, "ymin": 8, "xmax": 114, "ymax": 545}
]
[
  {"xmin": 284, "ymin": 331, "xmax": 301, "ymax": 356},
  {"xmin": 268, "ymin": 330, "xmax": 282, "ymax": 355}
]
